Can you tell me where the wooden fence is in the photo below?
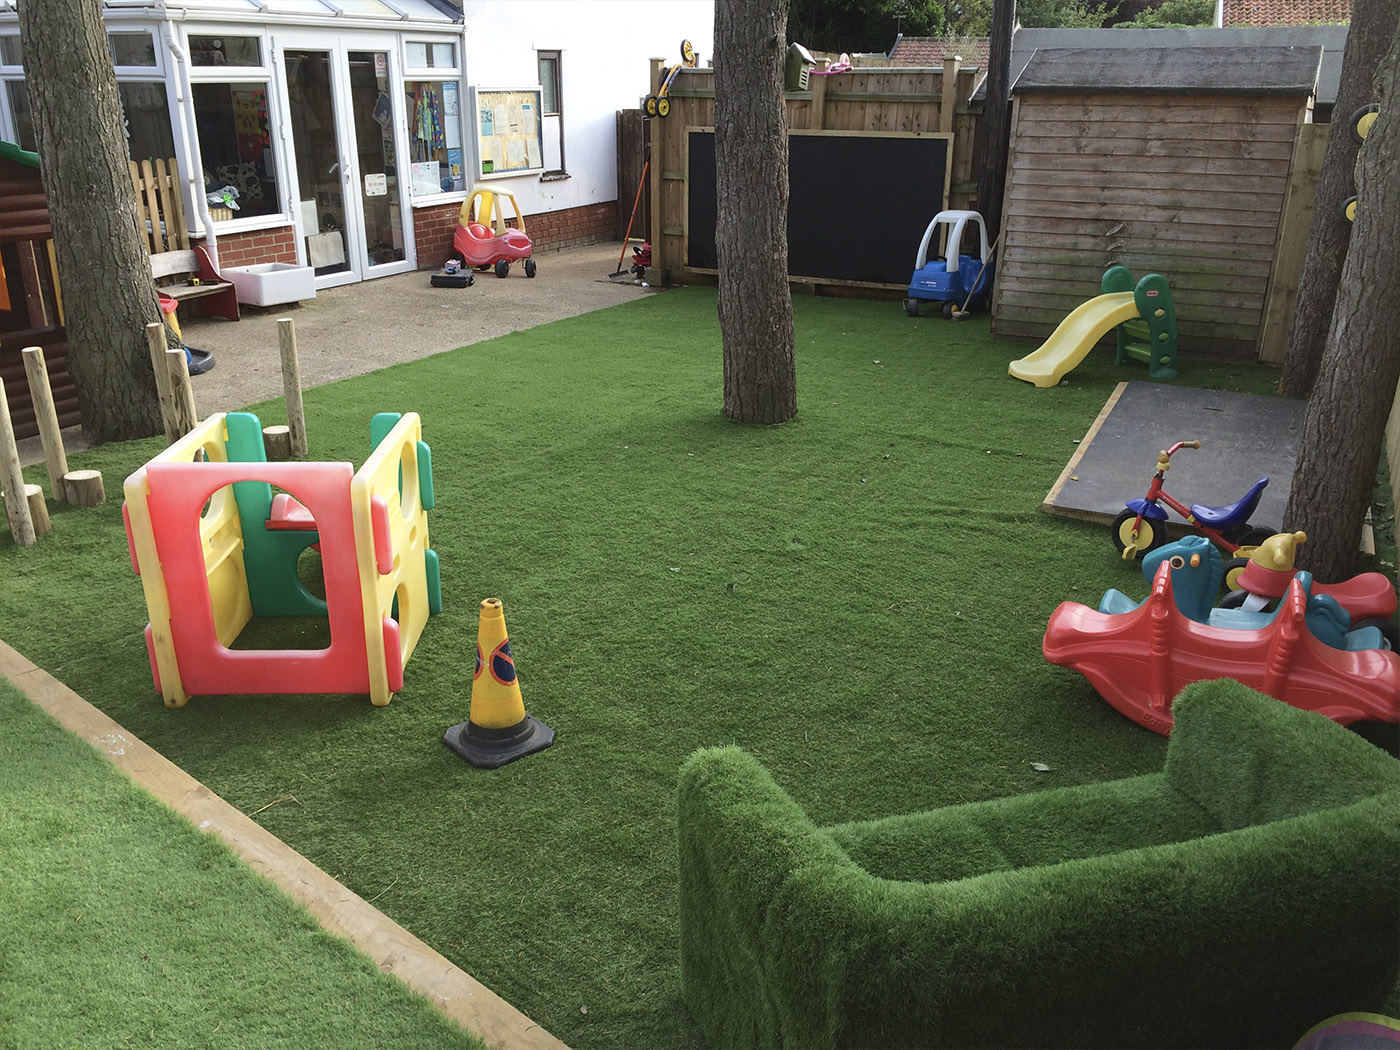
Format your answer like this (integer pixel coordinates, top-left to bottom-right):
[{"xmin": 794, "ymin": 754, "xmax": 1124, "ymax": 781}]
[{"xmin": 646, "ymin": 59, "xmax": 984, "ymax": 289}]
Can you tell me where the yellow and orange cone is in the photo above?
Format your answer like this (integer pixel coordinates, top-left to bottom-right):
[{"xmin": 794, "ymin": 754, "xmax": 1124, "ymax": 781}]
[{"xmin": 443, "ymin": 598, "xmax": 554, "ymax": 768}]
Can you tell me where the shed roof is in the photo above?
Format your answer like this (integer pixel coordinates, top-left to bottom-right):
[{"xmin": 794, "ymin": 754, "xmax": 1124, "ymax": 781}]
[
  {"xmin": 0, "ymin": 139, "xmax": 38, "ymax": 168},
  {"xmin": 974, "ymin": 26, "xmax": 1346, "ymax": 106},
  {"xmin": 1012, "ymin": 44, "xmax": 1322, "ymax": 96}
]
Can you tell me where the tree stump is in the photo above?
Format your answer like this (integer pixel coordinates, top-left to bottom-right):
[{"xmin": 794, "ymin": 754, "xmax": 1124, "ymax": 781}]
[
  {"xmin": 263, "ymin": 425, "xmax": 293, "ymax": 461},
  {"xmin": 24, "ymin": 483, "xmax": 51, "ymax": 536},
  {"xmin": 64, "ymin": 469, "xmax": 105, "ymax": 507}
]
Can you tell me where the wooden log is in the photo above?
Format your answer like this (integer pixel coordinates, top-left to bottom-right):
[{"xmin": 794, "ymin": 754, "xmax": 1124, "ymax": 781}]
[
  {"xmin": 263, "ymin": 425, "xmax": 292, "ymax": 461},
  {"xmin": 63, "ymin": 469, "xmax": 105, "ymax": 507},
  {"xmin": 0, "ymin": 378, "xmax": 36, "ymax": 547},
  {"xmin": 24, "ymin": 483, "xmax": 50, "ymax": 536},
  {"xmin": 145, "ymin": 322, "xmax": 178, "ymax": 444},
  {"xmin": 164, "ymin": 348, "xmax": 198, "ymax": 441},
  {"xmin": 20, "ymin": 345, "xmax": 69, "ymax": 501},
  {"xmin": 278, "ymin": 318, "xmax": 308, "ymax": 458}
]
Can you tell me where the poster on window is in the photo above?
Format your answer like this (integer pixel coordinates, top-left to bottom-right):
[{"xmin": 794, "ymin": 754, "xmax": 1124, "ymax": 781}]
[{"xmin": 471, "ymin": 86, "xmax": 545, "ymax": 179}]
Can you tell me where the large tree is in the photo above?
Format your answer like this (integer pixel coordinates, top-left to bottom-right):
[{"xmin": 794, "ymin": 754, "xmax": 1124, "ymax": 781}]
[
  {"xmin": 1282, "ymin": 18, "xmax": 1400, "ymax": 581},
  {"xmin": 17, "ymin": 0, "xmax": 164, "ymax": 443},
  {"xmin": 1279, "ymin": 0, "xmax": 1399, "ymax": 399},
  {"xmin": 973, "ymin": 0, "xmax": 1015, "ymax": 242},
  {"xmin": 715, "ymin": 0, "xmax": 797, "ymax": 426}
]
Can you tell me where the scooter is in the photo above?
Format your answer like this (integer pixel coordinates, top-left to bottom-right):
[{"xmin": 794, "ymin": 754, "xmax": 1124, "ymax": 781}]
[{"xmin": 1112, "ymin": 440, "xmax": 1273, "ymax": 561}]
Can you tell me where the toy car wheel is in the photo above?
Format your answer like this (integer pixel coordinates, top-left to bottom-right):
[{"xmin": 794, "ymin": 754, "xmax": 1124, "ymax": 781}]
[
  {"xmin": 475, "ymin": 264, "xmax": 491, "ymax": 272},
  {"xmin": 1343, "ymin": 195, "xmax": 1358, "ymax": 223},
  {"xmin": 1112, "ymin": 509, "xmax": 1165, "ymax": 559},
  {"xmin": 644, "ymin": 95, "xmax": 659, "ymax": 117},
  {"xmin": 657, "ymin": 96, "xmax": 671, "ymax": 118},
  {"xmin": 1350, "ymin": 103, "xmax": 1379, "ymax": 145},
  {"xmin": 681, "ymin": 39, "xmax": 696, "ymax": 66},
  {"xmin": 1221, "ymin": 557, "xmax": 1250, "ymax": 594},
  {"xmin": 1225, "ymin": 525, "xmax": 1274, "ymax": 550},
  {"xmin": 1352, "ymin": 616, "xmax": 1400, "ymax": 651},
  {"xmin": 941, "ymin": 302, "xmax": 954, "ymax": 319},
  {"xmin": 495, "ymin": 259, "xmax": 510, "ymax": 278},
  {"xmin": 524, "ymin": 258, "xmax": 537, "ymax": 278},
  {"xmin": 904, "ymin": 298, "xmax": 920, "ymax": 318}
]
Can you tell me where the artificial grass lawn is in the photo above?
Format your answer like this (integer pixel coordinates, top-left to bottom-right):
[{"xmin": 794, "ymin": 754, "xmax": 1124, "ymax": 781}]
[
  {"xmin": 0, "ymin": 287, "xmax": 1392, "ymax": 1047},
  {"xmin": 0, "ymin": 679, "xmax": 485, "ymax": 1050}
]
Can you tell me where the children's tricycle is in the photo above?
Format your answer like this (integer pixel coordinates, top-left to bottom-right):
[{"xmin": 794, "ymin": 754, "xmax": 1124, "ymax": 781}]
[
  {"xmin": 904, "ymin": 209, "xmax": 995, "ymax": 319},
  {"xmin": 1113, "ymin": 439, "xmax": 1274, "ymax": 562},
  {"xmin": 450, "ymin": 185, "xmax": 536, "ymax": 278}
]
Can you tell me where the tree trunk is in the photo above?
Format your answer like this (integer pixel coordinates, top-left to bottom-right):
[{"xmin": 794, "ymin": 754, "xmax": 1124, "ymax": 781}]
[
  {"xmin": 1278, "ymin": 0, "xmax": 1399, "ymax": 399},
  {"xmin": 973, "ymin": 0, "xmax": 1015, "ymax": 240},
  {"xmin": 17, "ymin": 0, "xmax": 164, "ymax": 443},
  {"xmin": 1283, "ymin": 19, "xmax": 1400, "ymax": 582},
  {"xmin": 715, "ymin": 0, "xmax": 797, "ymax": 426}
]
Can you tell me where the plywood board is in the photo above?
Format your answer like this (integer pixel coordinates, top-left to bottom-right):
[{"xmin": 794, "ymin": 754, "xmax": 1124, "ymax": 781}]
[{"xmin": 1042, "ymin": 380, "xmax": 1305, "ymax": 533}]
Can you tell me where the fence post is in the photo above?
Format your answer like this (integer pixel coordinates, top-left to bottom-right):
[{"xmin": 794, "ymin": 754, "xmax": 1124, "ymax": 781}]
[{"xmin": 940, "ymin": 56, "xmax": 962, "ymax": 137}]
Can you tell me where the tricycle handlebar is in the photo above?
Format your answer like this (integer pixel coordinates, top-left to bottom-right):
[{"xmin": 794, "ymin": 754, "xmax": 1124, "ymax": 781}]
[{"xmin": 1156, "ymin": 440, "xmax": 1201, "ymax": 472}]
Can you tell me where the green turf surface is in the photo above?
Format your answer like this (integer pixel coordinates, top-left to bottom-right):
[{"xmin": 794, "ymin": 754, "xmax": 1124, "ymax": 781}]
[
  {"xmin": 0, "ymin": 288, "xmax": 1392, "ymax": 1047},
  {"xmin": 0, "ymin": 679, "xmax": 485, "ymax": 1050}
]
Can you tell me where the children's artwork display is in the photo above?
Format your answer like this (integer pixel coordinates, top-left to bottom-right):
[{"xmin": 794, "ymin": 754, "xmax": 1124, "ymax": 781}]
[{"xmin": 472, "ymin": 87, "xmax": 544, "ymax": 178}]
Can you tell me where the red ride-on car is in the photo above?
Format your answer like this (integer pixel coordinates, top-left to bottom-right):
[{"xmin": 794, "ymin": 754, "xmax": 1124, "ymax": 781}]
[{"xmin": 450, "ymin": 185, "xmax": 536, "ymax": 278}]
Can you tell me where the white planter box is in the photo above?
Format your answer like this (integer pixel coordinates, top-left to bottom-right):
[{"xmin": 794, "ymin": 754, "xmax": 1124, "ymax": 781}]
[{"xmin": 223, "ymin": 262, "xmax": 317, "ymax": 307}]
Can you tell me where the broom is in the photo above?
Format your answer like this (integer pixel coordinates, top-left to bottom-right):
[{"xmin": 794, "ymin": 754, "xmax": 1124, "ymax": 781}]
[
  {"xmin": 951, "ymin": 232, "xmax": 1000, "ymax": 320},
  {"xmin": 610, "ymin": 158, "xmax": 649, "ymax": 282}
]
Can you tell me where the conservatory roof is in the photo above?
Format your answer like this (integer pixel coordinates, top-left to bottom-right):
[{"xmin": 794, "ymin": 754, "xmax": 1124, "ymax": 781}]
[{"xmin": 0, "ymin": 0, "xmax": 460, "ymax": 22}]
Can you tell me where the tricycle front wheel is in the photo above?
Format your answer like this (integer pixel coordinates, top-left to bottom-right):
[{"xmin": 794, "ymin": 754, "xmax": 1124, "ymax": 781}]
[{"xmin": 1112, "ymin": 509, "xmax": 1165, "ymax": 559}]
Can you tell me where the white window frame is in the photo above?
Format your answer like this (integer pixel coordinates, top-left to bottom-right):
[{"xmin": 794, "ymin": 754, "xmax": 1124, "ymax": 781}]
[{"xmin": 401, "ymin": 34, "xmax": 465, "ymax": 207}]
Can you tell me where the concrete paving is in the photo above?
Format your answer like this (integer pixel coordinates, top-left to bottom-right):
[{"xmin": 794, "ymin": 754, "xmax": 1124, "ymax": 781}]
[{"xmin": 18, "ymin": 240, "xmax": 655, "ymax": 465}]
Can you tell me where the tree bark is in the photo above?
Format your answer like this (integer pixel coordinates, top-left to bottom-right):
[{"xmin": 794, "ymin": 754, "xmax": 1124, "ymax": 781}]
[
  {"xmin": 715, "ymin": 0, "xmax": 797, "ymax": 426},
  {"xmin": 973, "ymin": 0, "xmax": 1015, "ymax": 241},
  {"xmin": 1278, "ymin": 0, "xmax": 1399, "ymax": 399},
  {"xmin": 1283, "ymin": 19, "xmax": 1400, "ymax": 582},
  {"xmin": 17, "ymin": 0, "xmax": 165, "ymax": 443}
]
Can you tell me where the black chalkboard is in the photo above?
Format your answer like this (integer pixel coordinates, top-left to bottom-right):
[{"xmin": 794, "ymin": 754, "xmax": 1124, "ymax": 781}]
[{"xmin": 686, "ymin": 130, "xmax": 951, "ymax": 285}]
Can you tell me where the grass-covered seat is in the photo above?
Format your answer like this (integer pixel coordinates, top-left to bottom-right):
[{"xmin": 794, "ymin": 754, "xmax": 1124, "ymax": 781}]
[{"xmin": 678, "ymin": 680, "xmax": 1400, "ymax": 1049}]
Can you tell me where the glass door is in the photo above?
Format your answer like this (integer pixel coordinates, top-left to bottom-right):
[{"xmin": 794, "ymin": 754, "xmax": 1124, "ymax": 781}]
[{"xmin": 279, "ymin": 38, "xmax": 413, "ymax": 288}]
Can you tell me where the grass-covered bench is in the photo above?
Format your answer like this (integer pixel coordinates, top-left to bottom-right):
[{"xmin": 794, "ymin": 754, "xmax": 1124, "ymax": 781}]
[{"xmin": 678, "ymin": 680, "xmax": 1400, "ymax": 1049}]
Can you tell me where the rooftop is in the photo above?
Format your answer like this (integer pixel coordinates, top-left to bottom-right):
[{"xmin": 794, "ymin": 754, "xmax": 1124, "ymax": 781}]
[
  {"xmin": 887, "ymin": 34, "xmax": 991, "ymax": 71},
  {"xmin": 1221, "ymin": 0, "xmax": 1351, "ymax": 25}
]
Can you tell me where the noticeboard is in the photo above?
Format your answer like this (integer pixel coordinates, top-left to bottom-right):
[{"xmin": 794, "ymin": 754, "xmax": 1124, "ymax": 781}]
[{"xmin": 472, "ymin": 87, "xmax": 545, "ymax": 179}]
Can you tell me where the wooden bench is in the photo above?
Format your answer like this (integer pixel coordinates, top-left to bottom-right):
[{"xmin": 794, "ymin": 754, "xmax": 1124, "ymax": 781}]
[{"xmin": 131, "ymin": 159, "xmax": 239, "ymax": 323}]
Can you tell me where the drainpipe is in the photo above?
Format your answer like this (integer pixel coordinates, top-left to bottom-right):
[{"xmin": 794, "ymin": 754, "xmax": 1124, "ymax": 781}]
[{"xmin": 161, "ymin": 21, "xmax": 220, "ymax": 269}]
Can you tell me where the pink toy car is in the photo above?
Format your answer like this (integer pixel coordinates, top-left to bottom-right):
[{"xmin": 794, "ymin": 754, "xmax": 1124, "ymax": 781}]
[{"xmin": 449, "ymin": 186, "xmax": 537, "ymax": 279}]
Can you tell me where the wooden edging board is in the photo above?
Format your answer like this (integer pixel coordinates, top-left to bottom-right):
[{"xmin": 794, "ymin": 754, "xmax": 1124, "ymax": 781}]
[
  {"xmin": 1040, "ymin": 380, "xmax": 1129, "ymax": 522},
  {"xmin": 0, "ymin": 639, "xmax": 567, "ymax": 1050}
]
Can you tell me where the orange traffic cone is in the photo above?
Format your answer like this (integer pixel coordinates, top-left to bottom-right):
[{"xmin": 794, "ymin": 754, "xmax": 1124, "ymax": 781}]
[{"xmin": 443, "ymin": 598, "xmax": 554, "ymax": 768}]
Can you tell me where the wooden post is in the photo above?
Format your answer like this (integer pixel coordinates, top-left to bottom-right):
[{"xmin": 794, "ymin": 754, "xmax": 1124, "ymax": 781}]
[
  {"xmin": 939, "ymin": 56, "xmax": 962, "ymax": 137},
  {"xmin": 278, "ymin": 317, "xmax": 308, "ymax": 458},
  {"xmin": 15, "ymin": 240, "xmax": 51, "ymax": 329},
  {"xmin": 262, "ymin": 425, "xmax": 293, "ymax": 461},
  {"xmin": 24, "ymin": 483, "xmax": 51, "ymax": 536},
  {"xmin": 0, "ymin": 378, "xmax": 36, "ymax": 547},
  {"xmin": 63, "ymin": 469, "xmax": 105, "ymax": 507},
  {"xmin": 20, "ymin": 345, "xmax": 69, "ymax": 501},
  {"xmin": 809, "ymin": 69, "xmax": 829, "ymax": 131},
  {"xmin": 165, "ymin": 347, "xmax": 198, "ymax": 441},
  {"xmin": 146, "ymin": 321, "xmax": 179, "ymax": 444},
  {"xmin": 648, "ymin": 57, "xmax": 665, "ymax": 279}
]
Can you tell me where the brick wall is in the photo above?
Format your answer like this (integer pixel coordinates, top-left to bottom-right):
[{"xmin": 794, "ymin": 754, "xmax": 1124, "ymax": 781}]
[
  {"xmin": 208, "ymin": 225, "xmax": 299, "ymax": 269},
  {"xmin": 412, "ymin": 198, "xmax": 620, "ymax": 270}
]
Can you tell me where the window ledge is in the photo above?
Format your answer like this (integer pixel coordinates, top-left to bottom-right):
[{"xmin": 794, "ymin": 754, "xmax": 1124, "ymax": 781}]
[{"xmin": 540, "ymin": 171, "xmax": 570, "ymax": 182}]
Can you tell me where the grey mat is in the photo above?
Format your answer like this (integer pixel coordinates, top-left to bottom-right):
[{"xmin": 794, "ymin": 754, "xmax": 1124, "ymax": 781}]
[{"xmin": 1043, "ymin": 381, "xmax": 1307, "ymax": 533}]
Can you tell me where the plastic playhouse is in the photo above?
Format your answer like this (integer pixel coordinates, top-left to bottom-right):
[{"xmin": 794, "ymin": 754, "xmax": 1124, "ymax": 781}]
[
  {"xmin": 904, "ymin": 209, "xmax": 995, "ymax": 318},
  {"xmin": 1043, "ymin": 534, "xmax": 1400, "ymax": 734},
  {"xmin": 122, "ymin": 411, "xmax": 442, "ymax": 707},
  {"xmin": 451, "ymin": 184, "xmax": 536, "ymax": 279},
  {"xmin": 1010, "ymin": 265, "xmax": 1177, "ymax": 387}
]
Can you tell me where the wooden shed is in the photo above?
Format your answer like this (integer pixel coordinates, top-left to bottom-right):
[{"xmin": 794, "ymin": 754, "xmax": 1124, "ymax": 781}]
[
  {"xmin": 989, "ymin": 46, "xmax": 1323, "ymax": 359},
  {"xmin": 0, "ymin": 140, "xmax": 74, "ymax": 441}
]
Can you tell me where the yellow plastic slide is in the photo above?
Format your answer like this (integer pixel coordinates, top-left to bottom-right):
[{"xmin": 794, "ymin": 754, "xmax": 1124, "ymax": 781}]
[{"xmin": 1008, "ymin": 291, "xmax": 1141, "ymax": 387}]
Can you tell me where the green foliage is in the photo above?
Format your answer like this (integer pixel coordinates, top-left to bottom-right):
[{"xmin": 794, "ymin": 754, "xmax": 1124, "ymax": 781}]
[
  {"xmin": 1124, "ymin": 0, "xmax": 1214, "ymax": 26},
  {"xmin": 948, "ymin": 0, "xmax": 993, "ymax": 36},
  {"xmin": 0, "ymin": 681, "xmax": 486, "ymax": 1050},
  {"xmin": 1016, "ymin": 0, "xmax": 1117, "ymax": 27},
  {"xmin": 789, "ymin": 0, "xmax": 946, "ymax": 53}
]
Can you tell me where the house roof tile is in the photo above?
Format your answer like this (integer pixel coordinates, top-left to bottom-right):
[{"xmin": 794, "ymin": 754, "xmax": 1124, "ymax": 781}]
[
  {"xmin": 887, "ymin": 35, "xmax": 991, "ymax": 71},
  {"xmin": 1222, "ymin": 0, "xmax": 1351, "ymax": 26}
]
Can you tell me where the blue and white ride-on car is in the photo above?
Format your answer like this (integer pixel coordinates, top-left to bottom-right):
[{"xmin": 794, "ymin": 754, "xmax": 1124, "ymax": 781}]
[{"xmin": 904, "ymin": 209, "xmax": 995, "ymax": 319}]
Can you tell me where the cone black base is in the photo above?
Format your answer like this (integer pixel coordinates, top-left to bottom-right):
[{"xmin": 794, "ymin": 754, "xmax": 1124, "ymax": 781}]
[{"xmin": 442, "ymin": 715, "xmax": 554, "ymax": 769}]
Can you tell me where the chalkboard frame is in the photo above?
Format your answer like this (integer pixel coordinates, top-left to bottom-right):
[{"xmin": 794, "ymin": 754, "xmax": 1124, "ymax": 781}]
[{"xmin": 684, "ymin": 128, "xmax": 953, "ymax": 287}]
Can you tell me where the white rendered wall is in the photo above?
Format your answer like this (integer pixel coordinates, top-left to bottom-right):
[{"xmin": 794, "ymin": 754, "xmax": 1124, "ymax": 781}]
[{"xmin": 459, "ymin": 0, "xmax": 713, "ymax": 213}]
